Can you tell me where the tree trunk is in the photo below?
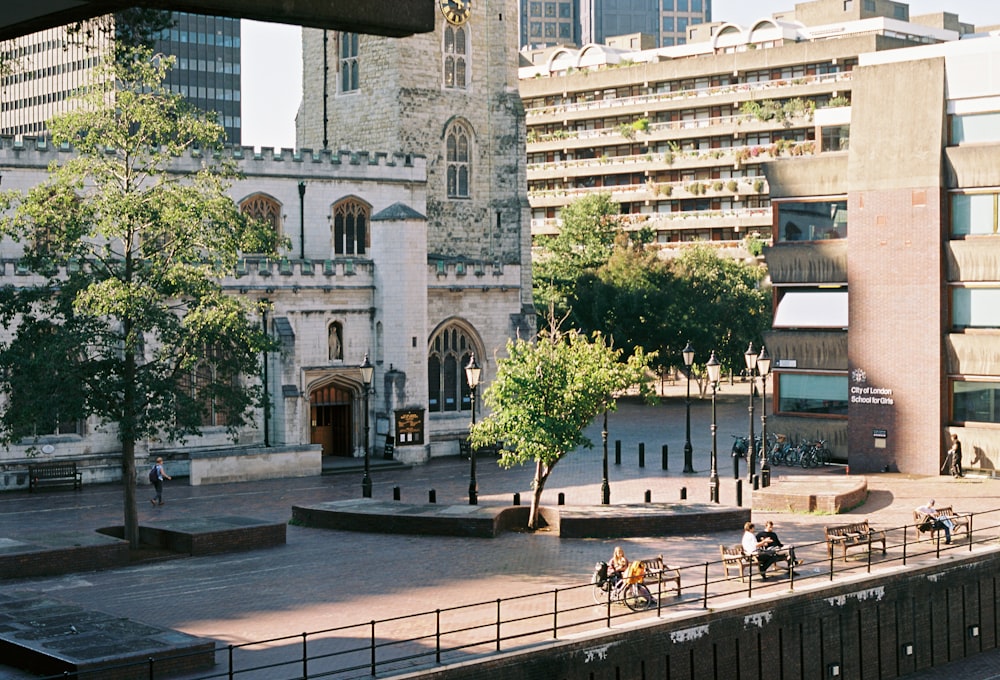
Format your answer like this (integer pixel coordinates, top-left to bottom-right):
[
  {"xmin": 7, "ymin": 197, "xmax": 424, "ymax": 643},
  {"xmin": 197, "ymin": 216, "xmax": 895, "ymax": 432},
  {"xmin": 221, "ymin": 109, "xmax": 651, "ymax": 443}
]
[
  {"xmin": 122, "ymin": 437, "xmax": 139, "ymax": 549},
  {"xmin": 528, "ymin": 460, "xmax": 548, "ymax": 530}
]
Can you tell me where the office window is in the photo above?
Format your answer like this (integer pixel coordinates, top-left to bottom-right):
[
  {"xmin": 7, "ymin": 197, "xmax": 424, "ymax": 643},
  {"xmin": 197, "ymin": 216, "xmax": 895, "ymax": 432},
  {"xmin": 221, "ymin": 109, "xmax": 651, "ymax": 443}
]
[
  {"xmin": 677, "ymin": 0, "xmax": 688, "ymax": 10},
  {"xmin": 692, "ymin": 0, "xmax": 703, "ymax": 11},
  {"xmin": 530, "ymin": 22, "xmax": 542, "ymax": 37},
  {"xmin": 864, "ymin": 0, "xmax": 875, "ymax": 10},
  {"xmin": 775, "ymin": 199, "xmax": 847, "ymax": 242},
  {"xmin": 559, "ymin": 3, "xmax": 571, "ymax": 18},
  {"xmin": 951, "ymin": 193, "xmax": 997, "ymax": 236},
  {"xmin": 545, "ymin": 2, "xmax": 556, "ymax": 17},
  {"xmin": 559, "ymin": 23, "xmax": 572, "ymax": 39},
  {"xmin": 339, "ymin": 32, "xmax": 359, "ymax": 93},
  {"xmin": 952, "ymin": 288, "xmax": 1000, "ymax": 329},
  {"xmin": 777, "ymin": 373, "xmax": 848, "ymax": 416},
  {"xmin": 821, "ymin": 125, "xmax": 851, "ymax": 152},
  {"xmin": 773, "ymin": 290, "xmax": 848, "ymax": 329},
  {"xmin": 678, "ymin": 18, "xmax": 688, "ymax": 34},
  {"xmin": 952, "ymin": 112, "xmax": 1000, "ymax": 144},
  {"xmin": 663, "ymin": 17, "xmax": 674, "ymax": 32},
  {"xmin": 530, "ymin": 2, "xmax": 542, "ymax": 16},
  {"xmin": 663, "ymin": 0, "xmax": 674, "ymax": 9},
  {"xmin": 953, "ymin": 380, "xmax": 1000, "ymax": 424}
]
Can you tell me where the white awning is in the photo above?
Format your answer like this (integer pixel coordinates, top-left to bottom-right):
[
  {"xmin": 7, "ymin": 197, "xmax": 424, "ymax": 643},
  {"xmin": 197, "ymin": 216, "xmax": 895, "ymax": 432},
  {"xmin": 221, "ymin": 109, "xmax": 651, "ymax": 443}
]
[{"xmin": 773, "ymin": 291, "xmax": 848, "ymax": 329}]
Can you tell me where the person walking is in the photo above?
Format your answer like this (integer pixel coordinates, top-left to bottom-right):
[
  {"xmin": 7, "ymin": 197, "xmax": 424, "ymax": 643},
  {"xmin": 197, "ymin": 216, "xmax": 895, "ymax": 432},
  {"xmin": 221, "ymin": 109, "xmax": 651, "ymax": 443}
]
[
  {"xmin": 948, "ymin": 433, "xmax": 964, "ymax": 478},
  {"xmin": 149, "ymin": 457, "xmax": 171, "ymax": 506}
]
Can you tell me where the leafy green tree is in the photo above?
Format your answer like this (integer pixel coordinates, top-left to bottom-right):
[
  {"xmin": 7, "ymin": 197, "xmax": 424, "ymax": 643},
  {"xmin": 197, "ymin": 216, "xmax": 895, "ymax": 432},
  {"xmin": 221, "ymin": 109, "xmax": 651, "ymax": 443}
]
[
  {"xmin": 469, "ymin": 320, "xmax": 652, "ymax": 529},
  {"xmin": 669, "ymin": 245, "xmax": 771, "ymax": 375},
  {"xmin": 533, "ymin": 193, "xmax": 621, "ymax": 315},
  {"xmin": 0, "ymin": 50, "xmax": 282, "ymax": 548}
]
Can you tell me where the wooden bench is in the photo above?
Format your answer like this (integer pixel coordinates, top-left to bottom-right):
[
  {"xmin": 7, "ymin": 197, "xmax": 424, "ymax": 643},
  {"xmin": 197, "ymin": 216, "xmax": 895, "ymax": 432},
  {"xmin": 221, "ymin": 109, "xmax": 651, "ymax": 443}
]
[
  {"xmin": 637, "ymin": 554, "xmax": 681, "ymax": 596},
  {"xmin": 912, "ymin": 506, "xmax": 970, "ymax": 541},
  {"xmin": 824, "ymin": 520, "xmax": 886, "ymax": 561},
  {"xmin": 28, "ymin": 461, "xmax": 82, "ymax": 492},
  {"xmin": 720, "ymin": 544, "xmax": 757, "ymax": 582}
]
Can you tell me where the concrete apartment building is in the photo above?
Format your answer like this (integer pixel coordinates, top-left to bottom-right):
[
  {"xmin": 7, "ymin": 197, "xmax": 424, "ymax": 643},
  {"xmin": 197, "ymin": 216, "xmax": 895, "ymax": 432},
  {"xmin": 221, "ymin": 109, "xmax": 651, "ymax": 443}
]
[
  {"xmin": 519, "ymin": 0, "xmax": 1000, "ymax": 474},
  {"xmin": 519, "ymin": 0, "xmax": 976, "ymax": 249},
  {"xmin": 520, "ymin": 0, "xmax": 712, "ymax": 50},
  {"xmin": 0, "ymin": 12, "xmax": 242, "ymax": 144}
]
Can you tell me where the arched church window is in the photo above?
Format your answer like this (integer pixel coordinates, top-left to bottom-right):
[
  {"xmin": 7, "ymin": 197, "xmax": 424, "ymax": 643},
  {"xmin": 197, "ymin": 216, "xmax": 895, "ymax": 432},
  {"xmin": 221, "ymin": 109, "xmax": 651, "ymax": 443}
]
[
  {"xmin": 332, "ymin": 198, "xmax": 370, "ymax": 256},
  {"xmin": 443, "ymin": 25, "xmax": 468, "ymax": 89},
  {"xmin": 339, "ymin": 32, "xmax": 359, "ymax": 93},
  {"xmin": 239, "ymin": 193, "xmax": 282, "ymax": 252},
  {"xmin": 446, "ymin": 121, "xmax": 472, "ymax": 199},
  {"xmin": 427, "ymin": 322, "xmax": 478, "ymax": 413}
]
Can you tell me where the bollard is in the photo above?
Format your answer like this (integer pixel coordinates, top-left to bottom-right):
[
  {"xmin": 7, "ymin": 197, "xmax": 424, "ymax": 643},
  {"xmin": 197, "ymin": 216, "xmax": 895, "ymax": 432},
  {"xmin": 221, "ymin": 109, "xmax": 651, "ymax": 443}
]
[
  {"xmin": 733, "ymin": 454, "xmax": 740, "ymax": 479},
  {"xmin": 735, "ymin": 479, "xmax": 743, "ymax": 507},
  {"xmin": 638, "ymin": 442, "xmax": 645, "ymax": 468},
  {"xmin": 644, "ymin": 489, "xmax": 652, "ymax": 503},
  {"xmin": 558, "ymin": 492, "xmax": 565, "ymax": 506},
  {"xmin": 662, "ymin": 444, "xmax": 668, "ymax": 470},
  {"xmin": 680, "ymin": 487, "xmax": 687, "ymax": 501},
  {"xmin": 615, "ymin": 440, "xmax": 621, "ymax": 465},
  {"xmin": 393, "ymin": 486, "xmax": 401, "ymax": 501},
  {"xmin": 429, "ymin": 489, "xmax": 436, "ymax": 504},
  {"xmin": 753, "ymin": 474, "xmax": 759, "ymax": 491},
  {"xmin": 513, "ymin": 492, "xmax": 520, "ymax": 506}
]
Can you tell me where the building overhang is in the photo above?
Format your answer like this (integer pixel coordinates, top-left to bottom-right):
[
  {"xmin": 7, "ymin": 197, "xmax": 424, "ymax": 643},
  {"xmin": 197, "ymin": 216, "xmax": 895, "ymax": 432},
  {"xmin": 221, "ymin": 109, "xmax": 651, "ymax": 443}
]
[{"xmin": 0, "ymin": 0, "xmax": 434, "ymax": 42}]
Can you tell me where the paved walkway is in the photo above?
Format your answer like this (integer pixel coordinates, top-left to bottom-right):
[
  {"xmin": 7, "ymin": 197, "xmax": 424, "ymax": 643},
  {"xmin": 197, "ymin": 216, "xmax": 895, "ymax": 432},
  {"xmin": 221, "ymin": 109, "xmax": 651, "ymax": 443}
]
[{"xmin": 2, "ymin": 387, "xmax": 1000, "ymax": 679}]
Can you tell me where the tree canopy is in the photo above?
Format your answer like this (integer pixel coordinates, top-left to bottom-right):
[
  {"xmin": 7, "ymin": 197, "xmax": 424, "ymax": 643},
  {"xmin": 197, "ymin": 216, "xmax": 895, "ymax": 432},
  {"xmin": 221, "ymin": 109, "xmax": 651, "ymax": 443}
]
[
  {"xmin": 469, "ymin": 321, "xmax": 652, "ymax": 529},
  {"xmin": 0, "ymin": 50, "xmax": 282, "ymax": 547}
]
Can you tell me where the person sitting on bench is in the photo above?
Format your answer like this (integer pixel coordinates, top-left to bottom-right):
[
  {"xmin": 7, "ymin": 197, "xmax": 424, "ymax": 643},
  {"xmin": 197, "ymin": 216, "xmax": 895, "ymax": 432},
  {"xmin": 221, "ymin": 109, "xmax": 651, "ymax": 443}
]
[
  {"xmin": 916, "ymin": 499, "xmax": 954, "ymax": 544},
  {"xmin": 742, "ymin": 522, "xmax": 782, "ymax": 581},
  {"xmin": 756, "ymin": 520, "xmax": 802, "ymax": 568}
]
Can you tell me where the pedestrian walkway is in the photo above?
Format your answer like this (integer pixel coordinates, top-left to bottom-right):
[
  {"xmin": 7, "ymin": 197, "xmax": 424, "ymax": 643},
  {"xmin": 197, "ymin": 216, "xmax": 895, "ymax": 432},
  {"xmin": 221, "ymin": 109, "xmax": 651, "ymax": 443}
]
[{"xmin": 1, "ymin": 395, "xmax": 997, "ymax": 679}]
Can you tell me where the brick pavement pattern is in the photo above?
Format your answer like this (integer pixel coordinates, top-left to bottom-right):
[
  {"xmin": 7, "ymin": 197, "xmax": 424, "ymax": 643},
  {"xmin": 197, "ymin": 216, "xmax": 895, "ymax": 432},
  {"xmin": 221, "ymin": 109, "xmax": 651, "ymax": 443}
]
[{"xmin": 2, "ymin": 387, "xmax": 1000, "ymax": 679}]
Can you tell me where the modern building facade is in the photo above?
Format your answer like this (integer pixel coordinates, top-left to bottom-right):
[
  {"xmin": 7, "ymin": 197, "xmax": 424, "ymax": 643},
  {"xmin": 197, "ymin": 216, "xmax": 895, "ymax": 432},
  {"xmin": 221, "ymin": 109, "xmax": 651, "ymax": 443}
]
[
  {"xmin": 0, "ymin": 12, "xmax": 242, "ymax": 144},
  {"xmin": 764, "ymin": 33, "xmax": 1000, "ymax": 475},
  {"xmin": 519, "ymin": 0, "xmax": 978, "ymax": 249},
  {"xmin": 519, "ymin": 0, "xmax": 712, "ymax": 50}
]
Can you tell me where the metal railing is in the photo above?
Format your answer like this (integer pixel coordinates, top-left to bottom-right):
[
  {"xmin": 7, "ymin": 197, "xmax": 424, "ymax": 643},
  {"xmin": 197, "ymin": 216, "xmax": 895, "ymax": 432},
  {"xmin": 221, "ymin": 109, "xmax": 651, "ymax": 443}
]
[{"xmin": 34, "ymin": 507, "xmax": 1000, "ymax": 680}]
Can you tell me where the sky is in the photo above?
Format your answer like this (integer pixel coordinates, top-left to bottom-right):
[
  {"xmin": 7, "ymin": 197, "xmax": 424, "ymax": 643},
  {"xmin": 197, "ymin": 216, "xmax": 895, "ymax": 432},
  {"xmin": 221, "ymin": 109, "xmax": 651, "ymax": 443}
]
[{"xmin": 239, "ymin": 1, "xmax": 1000, "ymax": 150}]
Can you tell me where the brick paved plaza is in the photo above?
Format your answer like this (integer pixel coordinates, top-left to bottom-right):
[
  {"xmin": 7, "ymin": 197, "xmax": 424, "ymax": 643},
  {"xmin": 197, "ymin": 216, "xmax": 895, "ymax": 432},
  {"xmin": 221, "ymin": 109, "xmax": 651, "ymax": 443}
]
[{"xmin": 2, "ymin": 385, "xmax": 1000, "ymax": 679}]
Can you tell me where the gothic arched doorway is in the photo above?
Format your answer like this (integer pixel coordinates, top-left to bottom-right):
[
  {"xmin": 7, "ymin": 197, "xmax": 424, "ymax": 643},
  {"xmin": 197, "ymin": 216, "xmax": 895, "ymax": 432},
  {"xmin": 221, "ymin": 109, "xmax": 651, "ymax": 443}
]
[{"xmin": 310, "ymin": 383, "xmax": 353, "ymax": 456}]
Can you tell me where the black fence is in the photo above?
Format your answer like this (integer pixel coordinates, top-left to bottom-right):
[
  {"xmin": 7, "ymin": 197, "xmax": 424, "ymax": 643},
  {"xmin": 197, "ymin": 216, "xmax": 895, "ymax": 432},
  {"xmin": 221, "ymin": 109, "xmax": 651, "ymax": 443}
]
[{"xmin": 32, "ymin": 508, "xmax": 1000, "ymax": 680}]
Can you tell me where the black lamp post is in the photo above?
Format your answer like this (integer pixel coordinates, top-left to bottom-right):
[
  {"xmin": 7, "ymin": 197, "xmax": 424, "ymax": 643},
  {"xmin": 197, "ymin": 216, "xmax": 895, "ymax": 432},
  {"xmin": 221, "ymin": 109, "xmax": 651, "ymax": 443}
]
[
  {"xmin": 756, "ymin": 346, "xmax": 772, "ymax": 487},
  {"xmin": 601, "ymin": 409, "xmax": 610, "ymax": 505},
  {"xmin": 682, "ymin": 341, "xmax": 695, "ymax": 473},
  {"xmin": 465, "ymin": 353, "xmax": 482, "ymax": 505},
  {"xmin": 359, "ymin": 353, "xmax": 374, "ymax": 498},
  {"xmin": 707, "ymin": 351, "xmax": 721, "ymax": 503},
  {"xmin": 744, "ymin": 342, "xmax": 759, "ymax": 484}
]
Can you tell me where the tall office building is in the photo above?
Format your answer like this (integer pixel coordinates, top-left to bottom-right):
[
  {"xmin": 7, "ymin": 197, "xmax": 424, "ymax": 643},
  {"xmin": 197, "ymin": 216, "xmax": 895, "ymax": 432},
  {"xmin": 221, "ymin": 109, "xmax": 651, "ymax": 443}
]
[
  {"xmin": 520, "ymin": 0, "xmax": 712, "ymax": 50},
  {"xmin": 0, "ymin": 12, "xmax": 241, "ymax": 144}
]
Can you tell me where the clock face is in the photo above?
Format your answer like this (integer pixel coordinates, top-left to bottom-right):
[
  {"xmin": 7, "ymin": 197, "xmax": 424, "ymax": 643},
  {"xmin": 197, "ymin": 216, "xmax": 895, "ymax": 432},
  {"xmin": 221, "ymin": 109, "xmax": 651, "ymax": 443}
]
[{"xmin": 440, "ymin": 0, "xmax": 471, "ymax": 25}]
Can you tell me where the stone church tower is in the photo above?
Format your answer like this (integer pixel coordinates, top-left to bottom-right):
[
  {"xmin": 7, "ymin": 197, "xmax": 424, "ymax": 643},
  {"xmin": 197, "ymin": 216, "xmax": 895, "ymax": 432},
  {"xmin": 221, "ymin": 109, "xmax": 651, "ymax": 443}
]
[{"xmin": 296, "ymin": 0, "xmax": 534, "ymax": 459}]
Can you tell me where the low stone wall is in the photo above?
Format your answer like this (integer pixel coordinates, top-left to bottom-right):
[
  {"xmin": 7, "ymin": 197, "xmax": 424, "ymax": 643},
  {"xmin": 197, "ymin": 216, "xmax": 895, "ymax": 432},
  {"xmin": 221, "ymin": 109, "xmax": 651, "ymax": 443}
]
[
  {"xmin": 188, "ymin": 444, "xmax": 321, "ymax": 485},
  {"xmin": 754, "ymin": 475, "xmax": 867, "ymax": 513},
  {"xmin": 0, "ymin": 533, "xmax": 128, "ymax": 579}
]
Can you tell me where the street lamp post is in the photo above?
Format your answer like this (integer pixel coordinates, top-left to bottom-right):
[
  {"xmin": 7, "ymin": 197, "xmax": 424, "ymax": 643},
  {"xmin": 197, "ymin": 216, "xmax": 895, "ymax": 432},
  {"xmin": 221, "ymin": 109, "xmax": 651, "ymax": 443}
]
[
  {"xmin": 744, "ymin": 342, "xmax": 759, "ymax": 484},
  {"xmin": 707, "ymin": 351, "xmax": 721, "ymax": 503},
  {"xmin": 359, "ymin": 354, "xmax": 374, "ymax": 498},
  {"xmin": 682, "ymin": 341, "xmax": 695, "ymax": 474},
  {"xmin": 601, "ymin": 410, "xmax": 610, "ymax": 505},
  {"xmin": 465, "ymin": 353, "xmax": 482, "ymax": 506},
  {"xmin": 756, "ymin": 346, "xmax": 772, "ymax": 487}
]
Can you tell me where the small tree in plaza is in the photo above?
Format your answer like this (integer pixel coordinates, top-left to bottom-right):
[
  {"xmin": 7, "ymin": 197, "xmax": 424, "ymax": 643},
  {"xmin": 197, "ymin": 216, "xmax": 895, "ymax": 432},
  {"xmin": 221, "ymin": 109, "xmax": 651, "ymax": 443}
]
[
  {"xmin": 469, "ymin": 320, "xmax": 652, "ymax": 530},
  {"xmin": 0, "ymin": 50, "xmax": 282, "ymax": 548}
]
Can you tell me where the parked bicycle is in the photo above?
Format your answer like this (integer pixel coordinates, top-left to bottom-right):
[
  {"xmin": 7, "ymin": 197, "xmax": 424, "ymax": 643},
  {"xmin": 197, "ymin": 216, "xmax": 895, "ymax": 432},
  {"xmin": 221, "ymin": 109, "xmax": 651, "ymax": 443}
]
[
  {"xmin": 730, "ymin": 434, "xmax": 763, "ymax": 459},
  {"xmin": 591, "ymin": 561, "xmax": 654, "ymax": 611},
  {"xmin": 798, "ymin": 439, "xmax": 832, "ymax": 468}
]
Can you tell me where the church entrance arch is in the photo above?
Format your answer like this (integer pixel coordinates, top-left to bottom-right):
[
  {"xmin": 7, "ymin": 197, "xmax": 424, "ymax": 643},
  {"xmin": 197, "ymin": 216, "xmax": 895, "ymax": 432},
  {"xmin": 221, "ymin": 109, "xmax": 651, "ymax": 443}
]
[{"xmin": 309, "ymin": 382, "xmax": 355, "ymax": 457}]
